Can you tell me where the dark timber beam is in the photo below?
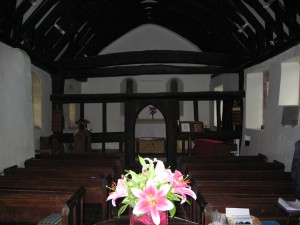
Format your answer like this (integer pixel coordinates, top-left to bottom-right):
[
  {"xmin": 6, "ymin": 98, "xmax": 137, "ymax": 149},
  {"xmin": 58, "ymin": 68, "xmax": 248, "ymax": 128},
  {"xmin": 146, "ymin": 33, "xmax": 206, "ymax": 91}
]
[
  {"xmin": 64, "ymin": 65, "xmax": 224, "ymax": 79},
  {"xmin": 51, "ymin": 91, "xmax": 245, "ymax": 104},
  {"xmin": 56, "ymin": 50, "xmax": 246, "ymax": 71}
]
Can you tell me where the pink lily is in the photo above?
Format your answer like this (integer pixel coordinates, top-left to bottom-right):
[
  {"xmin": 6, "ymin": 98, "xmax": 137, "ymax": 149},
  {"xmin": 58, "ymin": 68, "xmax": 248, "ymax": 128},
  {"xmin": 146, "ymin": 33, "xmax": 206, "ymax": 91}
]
[
  {"xmin": 171, "ymin": 170, "xmax": 197, "ymax": 204},
  {"xmin": 106, "ymin": 178, "xmax": 128, "ymax": 206},
  {"xmin": 131, "ymin": 181, "xmax": 173, "ymax": 225}
]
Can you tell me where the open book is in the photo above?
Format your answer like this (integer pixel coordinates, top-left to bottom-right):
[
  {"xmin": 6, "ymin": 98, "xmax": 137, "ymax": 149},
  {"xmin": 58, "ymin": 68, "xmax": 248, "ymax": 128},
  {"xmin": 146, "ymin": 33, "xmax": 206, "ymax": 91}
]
[{"xmin": 278, "ymin": 197, "xmax": 300, "ymax": 213}]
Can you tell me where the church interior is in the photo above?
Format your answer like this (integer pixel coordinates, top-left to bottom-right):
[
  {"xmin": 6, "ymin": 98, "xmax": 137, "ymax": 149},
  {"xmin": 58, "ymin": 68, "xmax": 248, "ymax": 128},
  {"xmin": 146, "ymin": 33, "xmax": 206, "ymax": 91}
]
[{"xmin": 0, "ymin": 0, "xmax": 300, "ymax": 224}]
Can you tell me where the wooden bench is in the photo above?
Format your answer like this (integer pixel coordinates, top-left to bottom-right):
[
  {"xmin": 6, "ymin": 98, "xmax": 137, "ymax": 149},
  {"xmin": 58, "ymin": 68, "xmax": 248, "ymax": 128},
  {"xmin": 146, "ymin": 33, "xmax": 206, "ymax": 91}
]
[
  {"xmin": 0, "ymin": 187, "xmax": 84, "ymax": 225},
  {"xmin": 25, "ymin": 157, "xmax": 123, "ymax": 179},
  {"xmin": 188, "ymin": 178, "xmax": 295, "ymax": 224},
  {"xmin": 182, "ymin": 161, "xmax": 285, "ymax": 174},
  {"xmin": 35, "ymin": 153, "xmax": 125, "ymax": 170},
  {"xmin": 180, "ymin": 156, "xmax": 297, "ymax": 225},
  {"xmin": 4, "ymin": 166, "xmax": 114, "ymax": 183},
  {"xmin": 189, "ymin": 170, "xmax": 293, "ymax": 182},
  {"xmin": 177, "ymin": 154, "xmax": 267, "ymax": 168},
  {"xmin": 0, "ymin": 176, "xmax": 108, "ymax": 220},
  {"xmin": 202, "ymin": 200, "xmax": 290, "ymax": 225}
]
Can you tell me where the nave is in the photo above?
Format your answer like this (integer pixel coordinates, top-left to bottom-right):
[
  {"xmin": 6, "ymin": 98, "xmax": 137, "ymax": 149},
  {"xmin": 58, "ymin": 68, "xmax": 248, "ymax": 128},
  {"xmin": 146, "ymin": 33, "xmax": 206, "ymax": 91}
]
[{"xmin": 0, "ymin": 152, "xmax": 298, "ymax": 225}]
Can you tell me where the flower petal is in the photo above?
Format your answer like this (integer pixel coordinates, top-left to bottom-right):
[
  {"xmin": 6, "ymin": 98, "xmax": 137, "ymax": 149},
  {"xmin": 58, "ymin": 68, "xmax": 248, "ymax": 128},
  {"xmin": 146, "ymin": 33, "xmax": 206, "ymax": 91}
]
[
  {"xmin": 150, "ymin": 207, "xmax": 160, "ymax": 225},
  {"xmin": 133, "ymin": 199, "xmax": 150, "ymax": 215},
  {"xmin": 155, "ymin": 198, "xmax": 174, "ymax": 211}
]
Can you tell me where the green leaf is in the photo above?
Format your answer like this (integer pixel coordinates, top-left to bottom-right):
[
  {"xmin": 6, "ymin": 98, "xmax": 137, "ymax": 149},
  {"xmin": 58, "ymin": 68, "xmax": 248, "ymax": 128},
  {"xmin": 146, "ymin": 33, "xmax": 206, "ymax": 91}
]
[
  {"xmin": 169, "ymin": 204, "xmax": 176, "ymax": 218},
  {"xmin": 118, "ymin": 204, "xmax": 128, "ymax": 217},
  {"xmin": 139, "ymin": 155, "xmax": 146, "ymax": 168}
]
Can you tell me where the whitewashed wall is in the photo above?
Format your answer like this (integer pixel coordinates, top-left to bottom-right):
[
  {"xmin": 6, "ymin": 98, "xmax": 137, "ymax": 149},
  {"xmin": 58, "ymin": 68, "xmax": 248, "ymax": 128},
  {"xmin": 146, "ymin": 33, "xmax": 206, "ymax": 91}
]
[
  {"xmin": 0, "ymin": 42, "xmax": 34, "ymax": 172},
  {"xmin": 241, "ymin": 44, "xmax": 300, "ymax": 172}
]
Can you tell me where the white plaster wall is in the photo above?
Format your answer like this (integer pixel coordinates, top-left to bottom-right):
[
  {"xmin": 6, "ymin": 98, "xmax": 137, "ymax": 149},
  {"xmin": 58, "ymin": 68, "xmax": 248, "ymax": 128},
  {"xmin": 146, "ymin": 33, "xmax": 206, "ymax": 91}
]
[
  {"xmin": 32, "ymin": 65, "xmax": 52, "ymax": 150},
  {"xmin": 100, "ymin": 24, "xmax": 200, "ymax": 53},
  {"xmin": 241, "ymin": 44, "xmax": 300, "ymax": 172},
  {"xmin": 0, "ymin": 42, "xmax": 34, "ymax": 172}
]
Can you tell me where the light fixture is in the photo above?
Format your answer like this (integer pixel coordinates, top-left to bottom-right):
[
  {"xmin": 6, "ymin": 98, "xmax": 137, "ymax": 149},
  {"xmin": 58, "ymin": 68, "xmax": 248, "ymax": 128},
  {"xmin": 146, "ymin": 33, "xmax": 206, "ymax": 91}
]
[
  {"xmin": 263, "ymin": 0, "xmax": 277, "ymax": 9},
  {"xmin": 28, "ymin": 0, "xmax": 38, "ymax": 6},
  {"xmin": 54, "ymin": 23, "xmax": 66, "ymax": 35},
  {"xmin": 238, "ymin": 22, "xmax": 249, "ymax": 33}
]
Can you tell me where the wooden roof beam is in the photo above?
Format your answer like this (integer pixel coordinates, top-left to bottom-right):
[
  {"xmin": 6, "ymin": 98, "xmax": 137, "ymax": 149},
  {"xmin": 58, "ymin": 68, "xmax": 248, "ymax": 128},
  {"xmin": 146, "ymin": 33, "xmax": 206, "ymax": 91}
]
[{"xmin": 56, "ymin": 50, "xmax": 246, "ymax": 71}]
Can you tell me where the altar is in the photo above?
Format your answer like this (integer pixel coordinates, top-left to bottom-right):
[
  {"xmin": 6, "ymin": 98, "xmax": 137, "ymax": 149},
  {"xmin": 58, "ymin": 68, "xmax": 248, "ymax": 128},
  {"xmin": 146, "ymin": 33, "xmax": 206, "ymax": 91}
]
[{"xmin": 135, "ymin": 119, "xmax": 166, "ymax": 153}]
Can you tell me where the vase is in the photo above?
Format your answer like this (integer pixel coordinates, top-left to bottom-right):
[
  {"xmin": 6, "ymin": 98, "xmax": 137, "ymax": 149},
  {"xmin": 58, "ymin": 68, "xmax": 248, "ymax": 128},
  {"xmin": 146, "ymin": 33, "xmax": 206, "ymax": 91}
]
[{"xmin": 130, "ymin": 211, "xmax": 168, "ymax": 225}]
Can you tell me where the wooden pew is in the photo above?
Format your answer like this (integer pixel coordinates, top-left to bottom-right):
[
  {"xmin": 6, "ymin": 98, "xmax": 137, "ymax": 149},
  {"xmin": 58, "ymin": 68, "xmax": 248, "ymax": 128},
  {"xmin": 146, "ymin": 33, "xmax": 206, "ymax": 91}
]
[
  {"xmin": 0, "ymin": 176, "xmax": 108, "ymax": 220},
  {"xmin": 194, "ymin": 181, "xmax": 294, "ymax": 198},
  {"xmin": 181, "ymin": 156, "xmax": 296, "ymax": 225},
  {"xmin": 189, "ymin": 170, "xmax": 293, "ymax": 182},
  {"xmin": 189, "ymin": 178, "xmax": 295, "ymax": 224},
  {"xmin": 25, "ymin": 157, "xmax": 123, "ymax": 179},
  {"xmin": 4, "ymin": 166, "xmax": 114, "ymax": 182},
  {"xmin": 35, "ymin": 153, "xmax": 125, "ymax": 171},
  {"xmin": 202, "ymin": 200, "xmax": 290, "ymax": 225},
  {"xmin": 0, "ymin": 187, "xmax": 84, "ymax": 225},
  {"xmin": 177, "ymin": 154, "xmax": 267, "ymax": 168},
  {"xmin": 182, "ymin": 161, "xmax": 285, "ymax": 174},
  {"xmin": 35, "ymin": 152, "xmax": 124, "ymax": 162}
]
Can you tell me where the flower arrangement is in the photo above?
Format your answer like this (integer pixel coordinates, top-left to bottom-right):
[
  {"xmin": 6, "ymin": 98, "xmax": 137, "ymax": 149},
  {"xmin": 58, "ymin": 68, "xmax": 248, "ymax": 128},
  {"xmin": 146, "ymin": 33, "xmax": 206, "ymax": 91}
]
[{"xmin": 106, "ymin": 156, "xmax": 197, "ymax": 225}]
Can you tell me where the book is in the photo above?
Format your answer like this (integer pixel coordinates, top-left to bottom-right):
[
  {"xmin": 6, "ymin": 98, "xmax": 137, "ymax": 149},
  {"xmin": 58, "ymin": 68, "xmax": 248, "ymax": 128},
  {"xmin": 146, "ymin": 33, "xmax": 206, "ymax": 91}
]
[
  {"xmin": 278, "ymin": 197, "xmax": 300, "ymax": 213},
  {"xmin": 226, "ymin": 208, "xmax": 253, "ymax": 225}
]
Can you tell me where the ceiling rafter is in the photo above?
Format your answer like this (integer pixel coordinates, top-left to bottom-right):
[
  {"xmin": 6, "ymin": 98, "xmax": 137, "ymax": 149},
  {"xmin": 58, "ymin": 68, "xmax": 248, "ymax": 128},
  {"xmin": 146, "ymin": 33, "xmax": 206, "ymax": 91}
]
[
  {"xmin": 168, "ymin": 0, "xmax": 254, "ymax": 55},
  {"xmin": 161, "ymin": 1, "xmax": 247, "ymax": 55},
  {"xmin": 0, "ymin": 0, "xmax": 299, "ymax": 77},
  {"xmin": 242, "ymin": 0, "xmax": 287, "ymax": 47},
  {"xmin": 283, "ymin": 0, "xmax": 300, "ymax": 36},
  {"xmin": 231, "ymin": 0, "xmax": 266, "ymax": 53}
]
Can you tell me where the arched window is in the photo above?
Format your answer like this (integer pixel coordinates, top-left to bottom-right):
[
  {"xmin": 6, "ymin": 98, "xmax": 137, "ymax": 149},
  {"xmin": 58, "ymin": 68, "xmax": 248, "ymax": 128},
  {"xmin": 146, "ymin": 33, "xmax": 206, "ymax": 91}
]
[
  {"xmin": 166, "ymin": 78, "xmax": 183, "ymax": 116},
  {"xmin": 68, "ymin": 85, "xmax": 77, "ymax": 128},
  {"xmin": 120, "ymin": 78, "xmax": 137, "ymax": 115},
  {"xmin": 32, "ymin": 72, "xmax": 42, "ymax": 128}
]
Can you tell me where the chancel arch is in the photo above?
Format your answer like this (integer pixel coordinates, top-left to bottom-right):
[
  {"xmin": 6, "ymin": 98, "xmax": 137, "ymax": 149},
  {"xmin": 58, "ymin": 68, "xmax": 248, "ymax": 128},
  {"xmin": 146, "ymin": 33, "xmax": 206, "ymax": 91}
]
[{"xmin": 125, "ymin": 99, "xmax": 179, "ymax": 169}]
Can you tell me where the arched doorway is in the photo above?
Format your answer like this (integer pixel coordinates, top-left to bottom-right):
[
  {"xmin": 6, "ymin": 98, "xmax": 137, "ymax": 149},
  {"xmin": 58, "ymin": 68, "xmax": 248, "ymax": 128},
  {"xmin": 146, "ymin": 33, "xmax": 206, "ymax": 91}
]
[
  {"xmin": 135, "ymin": 105, "xmax": 166, "ymax": 158},
  {"xmin": 125, "ymin": 99, "xmax": 179, "ymax": 169}
]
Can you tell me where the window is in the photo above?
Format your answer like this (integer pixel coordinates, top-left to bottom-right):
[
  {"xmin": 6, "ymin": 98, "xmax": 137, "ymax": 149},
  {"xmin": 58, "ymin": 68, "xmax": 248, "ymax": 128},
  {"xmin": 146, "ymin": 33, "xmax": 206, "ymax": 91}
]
[
  {"xmin": 213, "ymin": 85, "xmax": 223, "ymax": 127},
  {"xmin": 32, "ymin": 72, "xmax": 42, "ymax": 128},
  {"xmin": 263, "ymin": 71, "xmax": 269, "ymax": 125},
  {"xmin": 245, "ymin": 70, "xmax": 269, "ymax": 129},
  {"xmin": 67, "ymin": 85, "xmax": 77, "ymax": 128},
  {"xmin": 279, "ymin": 61, "xmax": 300, "ymax": 105}
]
